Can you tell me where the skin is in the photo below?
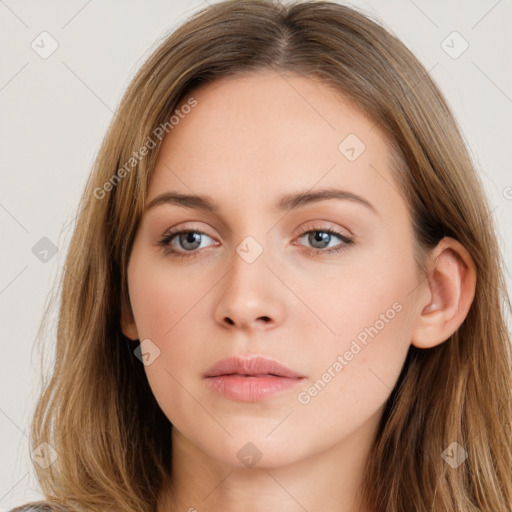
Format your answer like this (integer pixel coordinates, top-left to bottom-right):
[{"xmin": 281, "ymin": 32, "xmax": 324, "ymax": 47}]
[{"xmin": 122, "ymin": 70, "xmax": 476, "ymax": 512}]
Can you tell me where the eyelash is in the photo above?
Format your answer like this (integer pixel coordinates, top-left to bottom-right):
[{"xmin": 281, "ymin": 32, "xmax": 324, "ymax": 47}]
[{"xmin": 157, "ymin": 224, "xmax": 353, "ymax": 260}]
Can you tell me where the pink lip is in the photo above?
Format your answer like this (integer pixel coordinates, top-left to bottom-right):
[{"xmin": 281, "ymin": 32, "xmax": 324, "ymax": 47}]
[{"xmin": 203, "ymin": 356, "xmax": 306, "ymax": 402}]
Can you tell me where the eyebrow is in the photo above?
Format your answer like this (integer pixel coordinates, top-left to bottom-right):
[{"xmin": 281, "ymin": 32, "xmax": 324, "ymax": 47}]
[{"xmin": 145, "ymin": 187, "xmax": 378, "ymax": 215}]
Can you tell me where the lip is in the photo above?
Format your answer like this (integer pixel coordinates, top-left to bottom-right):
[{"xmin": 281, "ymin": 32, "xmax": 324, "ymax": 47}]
[{"xmin": 203, "ymin": 356, "xmax": 306, "ymax": 402}]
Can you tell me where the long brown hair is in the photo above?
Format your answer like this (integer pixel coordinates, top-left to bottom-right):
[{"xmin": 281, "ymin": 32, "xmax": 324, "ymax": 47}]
[{"xmin": 18, "ymin": 1, "xmax": 511, "ymax": 511}]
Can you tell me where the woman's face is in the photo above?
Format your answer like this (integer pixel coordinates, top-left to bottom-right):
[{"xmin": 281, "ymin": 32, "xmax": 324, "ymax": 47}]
[{"xmin": 123, "ymin": 70, "xmax": 426, "ymax": 468}]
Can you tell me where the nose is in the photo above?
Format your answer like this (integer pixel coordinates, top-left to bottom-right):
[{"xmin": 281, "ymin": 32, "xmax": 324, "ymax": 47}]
[{"xmin": 214, "ymin": 239, "xmax": 285, "ymax": 331}]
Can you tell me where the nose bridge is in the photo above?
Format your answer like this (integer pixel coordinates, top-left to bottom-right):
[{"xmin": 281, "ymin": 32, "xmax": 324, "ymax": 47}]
[
  {"xmin": 214, "ymin": 228, "xmax": 284, "ymax": 329},
  {"xmin": 228, "ymin": 231, "xmax": 272, "ymax": 296},
  {"xmin": 235, "ymin": 232, "xmax": 267, "ymax": 266},
  {"xmin": 226, "ymin": 205, "xmax": 276, "ymax": 270}
]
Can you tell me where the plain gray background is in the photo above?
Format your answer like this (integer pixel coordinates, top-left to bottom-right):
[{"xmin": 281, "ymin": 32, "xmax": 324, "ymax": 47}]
[{"xmin": 1, "ymin": 0, "xmax": 511, "ymax": 508}]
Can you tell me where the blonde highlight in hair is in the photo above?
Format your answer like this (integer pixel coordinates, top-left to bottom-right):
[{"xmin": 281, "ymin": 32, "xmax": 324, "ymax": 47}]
[{"xmin": 20, "ymin": 1, "xmax": 511, "ymax": 511}]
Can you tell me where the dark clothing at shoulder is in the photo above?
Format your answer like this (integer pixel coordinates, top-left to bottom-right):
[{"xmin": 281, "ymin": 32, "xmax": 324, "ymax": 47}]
[
  {"xmin": 9, "ymin": 507, "xmax": 52, "ymax": 512},
  {"xmin": 9, "ymin": 504, "xmax": 70, "ymax": 512},
  {"xmin": 9, "ymin": 508, "xmax": 48, "ymax": 512}
]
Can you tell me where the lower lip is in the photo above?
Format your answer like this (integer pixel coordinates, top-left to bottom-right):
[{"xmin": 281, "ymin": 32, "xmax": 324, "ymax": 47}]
[{"xmin": 204, "ymin": 375, "xmax": 304, "ymax": 402}]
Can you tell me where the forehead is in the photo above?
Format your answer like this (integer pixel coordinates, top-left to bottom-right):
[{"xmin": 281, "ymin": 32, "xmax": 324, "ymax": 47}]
[{"xmin": 147, "ymin": 70, "xmax": 401, "ymax": 216}]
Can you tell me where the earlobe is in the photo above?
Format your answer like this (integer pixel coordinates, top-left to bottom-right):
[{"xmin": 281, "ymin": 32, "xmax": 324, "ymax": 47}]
[{"xmin": 411, "ymin": 237, "xmax": 476, "ymax": 349}]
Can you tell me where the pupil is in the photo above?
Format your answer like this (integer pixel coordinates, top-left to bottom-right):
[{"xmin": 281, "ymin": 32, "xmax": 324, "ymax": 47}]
[
  {"xmin": 311, "ymin": 231, "xmax": 329, "ymax": 248},
  {"xmin": 182, "ymin": 232, "xmax": 201, "ymax": 249}
]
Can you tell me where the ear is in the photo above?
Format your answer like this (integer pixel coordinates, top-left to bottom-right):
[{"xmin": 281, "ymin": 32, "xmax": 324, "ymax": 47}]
[
  {"xmin": 411, "ymin": 237, "xmax": 476, "ymax": 349},
  {"xmin": 121, "ymin": 303, "xmax": 139, "ymax": 341}
]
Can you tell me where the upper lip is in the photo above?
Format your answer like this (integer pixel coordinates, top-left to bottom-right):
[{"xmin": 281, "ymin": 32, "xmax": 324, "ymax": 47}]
[{"xmin": 203, "ymin": 356, "xmax": 305, "ymax": 379}]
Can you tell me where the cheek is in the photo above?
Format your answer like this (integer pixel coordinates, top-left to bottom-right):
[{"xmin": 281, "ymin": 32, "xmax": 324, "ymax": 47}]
[
  {"xmin": 291, "ymin": 284, "xmax": 414, "ymax": 450},
  {"xmin": 297, "ymin": 292, "xmax": 411, "ymax": 405},
  {"xmin": 127, "ymin": 254, "xmax": 209, "ymax": 432},
  {"xmin": 127, "ymin": 249, "xmax": 221, "ymax": 406},
  {"xmin": 127, "ymin": 249, "xmax": 216, "ymax": 341},
  {"xmin": 292, "ymin": 243, "xmax": 417, "ymax": 404},
  {"xmin": 291, "ymin": 245, "xmax": 417, "ymax": 349}
]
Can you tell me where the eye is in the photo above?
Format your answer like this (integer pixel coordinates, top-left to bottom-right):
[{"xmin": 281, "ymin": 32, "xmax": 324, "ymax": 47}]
[
  {"xmin": 157, "ymin": 223, "xmax": 354, "ymax": 260},
  {"xmin": 157, "ymin": 229, "xmax": 217, "ymax": 259},
  {"xmin": 294, "ymin": 224, "xmax": 353, "ymax": 256}
]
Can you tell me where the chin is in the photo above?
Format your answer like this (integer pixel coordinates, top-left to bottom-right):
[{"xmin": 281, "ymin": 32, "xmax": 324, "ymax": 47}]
[{"xmin": 202, "ymin": 431, "xmax": 311, "ymax": 470}]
